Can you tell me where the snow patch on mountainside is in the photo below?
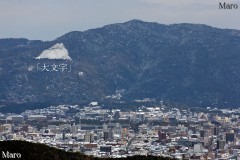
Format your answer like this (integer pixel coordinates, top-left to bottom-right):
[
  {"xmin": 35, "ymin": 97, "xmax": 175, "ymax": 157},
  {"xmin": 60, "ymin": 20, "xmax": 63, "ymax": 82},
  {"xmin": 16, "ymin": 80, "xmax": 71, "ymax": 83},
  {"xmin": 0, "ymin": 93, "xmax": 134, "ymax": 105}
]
[{"xmin": 36, "ymin": 43, "xmax": 71, "ymax": 60}]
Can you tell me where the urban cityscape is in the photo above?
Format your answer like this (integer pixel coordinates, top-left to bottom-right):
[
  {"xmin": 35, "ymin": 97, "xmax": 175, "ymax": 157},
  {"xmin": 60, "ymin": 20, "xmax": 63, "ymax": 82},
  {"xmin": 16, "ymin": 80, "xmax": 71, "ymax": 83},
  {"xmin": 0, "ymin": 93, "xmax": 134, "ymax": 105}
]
[{"xmin": 1, "ymin": 102, "xmax": 240, "ymax": 159}]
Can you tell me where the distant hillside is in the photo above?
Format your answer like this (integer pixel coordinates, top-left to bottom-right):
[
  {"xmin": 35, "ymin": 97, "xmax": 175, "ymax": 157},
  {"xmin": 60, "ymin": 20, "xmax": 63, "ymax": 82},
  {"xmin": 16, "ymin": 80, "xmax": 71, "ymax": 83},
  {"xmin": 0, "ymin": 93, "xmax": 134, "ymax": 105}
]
[
  {"xmin": 1, "ymin": 20, "xmax": 240, "ymax": 111},
  {"xmin": 0, "ymin": 141, "xmax": 174, "ymax": 160}
]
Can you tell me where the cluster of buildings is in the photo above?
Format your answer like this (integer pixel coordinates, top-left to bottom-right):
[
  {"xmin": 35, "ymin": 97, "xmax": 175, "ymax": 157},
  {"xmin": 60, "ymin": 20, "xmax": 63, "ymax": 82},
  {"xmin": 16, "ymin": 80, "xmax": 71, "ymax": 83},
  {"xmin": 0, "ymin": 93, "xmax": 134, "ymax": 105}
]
[{"xmin": 1, "ymin": 102, "xmax": 240, "ymax": 159}]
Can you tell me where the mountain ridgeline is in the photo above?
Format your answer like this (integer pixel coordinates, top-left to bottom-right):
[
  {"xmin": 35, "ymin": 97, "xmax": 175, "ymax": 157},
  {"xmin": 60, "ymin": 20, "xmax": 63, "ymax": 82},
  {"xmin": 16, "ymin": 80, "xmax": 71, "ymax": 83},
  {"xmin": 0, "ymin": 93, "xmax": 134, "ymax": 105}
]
[{"xmin": 1, "ymin": 20, "xmax": 240, "ymax": 111}]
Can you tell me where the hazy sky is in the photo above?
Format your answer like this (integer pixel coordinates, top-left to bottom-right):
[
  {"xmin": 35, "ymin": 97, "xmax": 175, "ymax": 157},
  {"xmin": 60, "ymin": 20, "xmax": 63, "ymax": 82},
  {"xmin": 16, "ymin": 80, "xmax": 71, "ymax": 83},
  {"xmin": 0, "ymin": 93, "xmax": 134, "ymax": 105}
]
[{"xmin": 0, "ymin": 0, "xmax": 239, "ymax": 40}]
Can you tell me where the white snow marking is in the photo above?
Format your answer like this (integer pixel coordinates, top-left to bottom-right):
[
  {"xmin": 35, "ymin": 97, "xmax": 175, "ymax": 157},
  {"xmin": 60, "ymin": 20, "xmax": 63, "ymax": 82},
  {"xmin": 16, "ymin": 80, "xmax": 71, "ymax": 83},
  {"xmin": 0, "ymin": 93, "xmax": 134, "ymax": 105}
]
[
  {"xmin": 36, "ymin": 43, "xmax": 72, "ymax": 60},
  {"xmin": 28, "ymin": 65, "xmax": 35, "ymax": 71},
  {"xmin": 78, "ymin": 72, "xmax": 85, "ymax": 77}
]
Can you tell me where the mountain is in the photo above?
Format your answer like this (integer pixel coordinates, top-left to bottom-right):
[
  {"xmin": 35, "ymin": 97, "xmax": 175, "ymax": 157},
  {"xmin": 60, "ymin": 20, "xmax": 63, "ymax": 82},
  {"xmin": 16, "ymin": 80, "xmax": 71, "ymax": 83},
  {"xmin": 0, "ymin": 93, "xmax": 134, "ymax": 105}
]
[
  {"xmin": 0, "ymin": 140, "xmax": 174, "ymax": 160},
  {"xmin": 1, "ymin": 20, "xmax": 240, "ymax": 111}
]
